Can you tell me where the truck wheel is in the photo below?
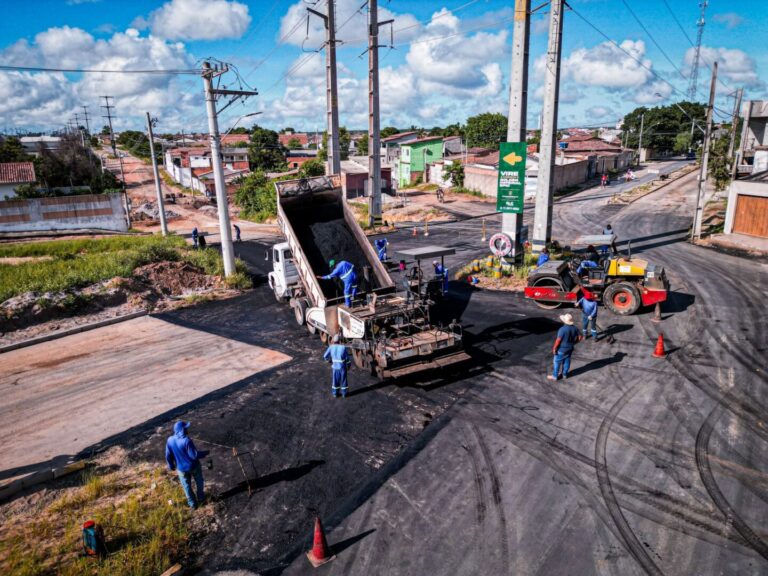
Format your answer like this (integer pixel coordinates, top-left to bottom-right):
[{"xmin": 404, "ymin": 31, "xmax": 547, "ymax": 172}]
[
  {"xmin": 273, "ymin": 285, "xmax": 283, "ymax": 302},
  {"xmin": 306, "ymin": 321, "xmax": 317, "ymax": 335},
  {"xmin": 293, "ymin": 299, "xmax": 307, "ymax": 325},
  {"xmin": 603, "ymin": 282, "xmax": 640, "ymax": 315},
  {"xmin": 531, "ymin": 277, "xmax": 565, "ymax": 310},
  {"xmin": 319, "ymin": 331, "xmax": 328, "ymax": 344}
]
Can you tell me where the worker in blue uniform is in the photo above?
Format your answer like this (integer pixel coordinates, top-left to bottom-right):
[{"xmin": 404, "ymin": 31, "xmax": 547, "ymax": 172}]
[
  {"xmin": 537, "ymin": 247, "xmax": 550, "ymax": 267},
  {"xmin": 374, "ymin": 238, "xmax": 389, "ymax": 262},
  {"xmin": 323, "ymin": 334, "xmax": 350, "ymax": 397},
  {"xmin": 576, "ymin": 295, "xmax": 599, "ymax": 340},
  {"xmin": 318, "ymin": 259, "xmax": 357, "ymax": 307},
  {"xmin": 432, "ymin": 260, "xmax": 448, "ymax": 295}
]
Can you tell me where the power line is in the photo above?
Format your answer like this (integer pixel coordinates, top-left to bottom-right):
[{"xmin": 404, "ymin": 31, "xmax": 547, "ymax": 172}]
[
  {"xmin": 620, "ymin": 0, "xmax": 687, "ymax": 82},
  {"xmin": 0, "ymin": 64, "xmax": 198, "ymax": 75}
]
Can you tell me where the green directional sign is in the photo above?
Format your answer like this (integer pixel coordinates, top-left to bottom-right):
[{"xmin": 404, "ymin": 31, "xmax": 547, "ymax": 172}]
[{"xmin": 496, "ymin": 142, "xmax": 527, "ymax": 214}]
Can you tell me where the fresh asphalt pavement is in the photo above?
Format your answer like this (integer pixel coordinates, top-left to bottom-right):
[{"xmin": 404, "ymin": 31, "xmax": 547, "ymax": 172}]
[{"xmin": 12, "ymin": 161, "xmax": 762, "ymax": 574}]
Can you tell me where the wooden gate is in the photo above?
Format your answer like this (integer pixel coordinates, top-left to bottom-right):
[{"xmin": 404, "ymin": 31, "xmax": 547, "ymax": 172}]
[{"xmin": 733, "ymin": 194, "xmax": 768, "ymax": 238}]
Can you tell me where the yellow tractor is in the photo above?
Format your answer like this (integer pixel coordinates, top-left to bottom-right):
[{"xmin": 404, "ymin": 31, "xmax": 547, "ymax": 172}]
[{"xmin": 524, "ymin": 234, "xmax": 669, "ymax": 315}]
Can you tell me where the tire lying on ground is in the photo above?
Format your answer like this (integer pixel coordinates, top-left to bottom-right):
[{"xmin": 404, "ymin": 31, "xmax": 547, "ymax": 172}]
[{"xmin": 603, "ymin": 282, "xmax": 640, "ymax": 315}]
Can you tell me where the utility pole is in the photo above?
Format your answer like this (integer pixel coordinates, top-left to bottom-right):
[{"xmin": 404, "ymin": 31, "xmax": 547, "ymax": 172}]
[
  {"xmin": 101, "ymin": 95, "xmax": 128, "ymax": 222},
  {"xmin": 727, "ymin": 87, "xmax": 743, "ymax": 178},
  {"xmin": 736, "ymin": 98, "xmax": 752, "ymax": 179},
  {"xmin": 81, "ymin": 105, "xmax": 91, "ymax": 135},
  {"xmin": 201, "ymin": 61, "xmax": 259, "ymax": 277},
  {"xmin": 146, "ymin": 112, "xmax": 168, "ymax": 236},
  {"xmin": 504, "ymin": 0, "xmax": 531, "ymax": 262},
  {"xmin": 693, "ymin": 61, "xmax": 717, "ymax": 241},
  {"xmin": 531, "ymin": 0, "xmax": 565, "ymax": 253},
  {"xmin": 637, "ymin": 113, "xmax": 645, "ymax": 165},
  {"xmin": 308, "ymin": 1, "xmax": 341, "ymax": 175},
  {"xmin": 687, "ymin": 1, "xmax": 709, "ymax": 101},
  {"xmin": 367, "ymin": 0, "xmax": 393, "ymax": 226}
]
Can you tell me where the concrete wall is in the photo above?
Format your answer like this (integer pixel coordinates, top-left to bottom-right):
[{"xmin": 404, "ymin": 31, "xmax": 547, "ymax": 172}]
[
  {"xmin": 165, "ymin": 164, "xmax": 207, "ymax": 195},
  {"xmin": 0, "ymin": 193, "xmax": 128, "ymax": 233},
  {"xmin": 0, "ymin": 183, "xmax": 18, "ymax": 200}
]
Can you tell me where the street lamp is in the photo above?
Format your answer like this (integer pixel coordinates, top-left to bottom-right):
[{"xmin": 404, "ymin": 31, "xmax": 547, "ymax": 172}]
[{"xmin": 224, "ymin": 111, "xmax": 262, "ymax": 137}]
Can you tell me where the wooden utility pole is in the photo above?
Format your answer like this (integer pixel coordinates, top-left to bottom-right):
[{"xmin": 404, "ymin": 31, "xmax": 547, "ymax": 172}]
[
  {"xmin": 531, "ymin": 0, "xmax": 565, "ymax": 253},
  {"xmin": 693, "ymin": 62, "xmax": 717, "ymax": 241},
  {"xmin": 146, "ymin": 112, "xmax": 168, "ymax": 236},
  {"xmin": 504, "ymin": 0, "xmax": 530, "ymax": 263}
]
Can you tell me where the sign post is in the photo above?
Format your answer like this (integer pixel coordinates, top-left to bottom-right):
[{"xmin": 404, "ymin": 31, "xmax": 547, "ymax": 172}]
[{"xmin": 497, "ymin": 142, "xmax": 527, "ymax": 215}]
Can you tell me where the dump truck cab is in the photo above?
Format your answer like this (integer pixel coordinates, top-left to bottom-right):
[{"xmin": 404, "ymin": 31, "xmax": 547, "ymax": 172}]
[{"xmin": 267, "ymin": 242, "xmax": 300, "ymax": 301}]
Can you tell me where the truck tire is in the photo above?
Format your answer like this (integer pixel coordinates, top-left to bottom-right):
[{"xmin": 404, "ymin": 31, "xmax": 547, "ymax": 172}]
[
  {"xmin": 273, "ymin": 285, "xmax": 283, "ymax": 302},
  {"xmin": 352, "ymin": 349, "xmax": 368, "ymax": 369},
  {"xmin": 306, "ymin": 321, "xmax": 317, "ymax": 335},
  {"xmin": 319, "ymin": 331, "xmax": 328, "ymax": 344},
  {"xmin": 293, "ymin": 299, "xmax": 307, "ymax": 325},
  {"xmin": 531, "ymin": 277, "xmax": 565, "ymax": 310},
  {"xmin": 603, "ymin": 282, "xmax": 640, "ymax": 315}
]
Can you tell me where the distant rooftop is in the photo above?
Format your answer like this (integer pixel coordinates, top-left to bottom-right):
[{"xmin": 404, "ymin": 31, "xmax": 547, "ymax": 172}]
[{"xmin": 0, "ymin": 162, "xmax": 36, "ymax": 184}]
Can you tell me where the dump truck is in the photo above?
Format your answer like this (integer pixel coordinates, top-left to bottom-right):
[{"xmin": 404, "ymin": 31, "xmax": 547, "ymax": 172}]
[
  {"xmin": 267, "ymin": 175, "xmax": 469, "ymax": 379},
  {"xmin": 524, "ymin": 234, "xmax": 669, "ymax": 315}
]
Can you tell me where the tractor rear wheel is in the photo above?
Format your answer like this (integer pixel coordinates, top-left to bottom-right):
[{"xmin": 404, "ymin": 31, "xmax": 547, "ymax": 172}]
[
  {"xmin": 531, "ymin": 277, "xmax": 565, "ymax": 310},
  {"xmin": 603, "ymin": 282, "xmax": 640, "ymax": 315}
]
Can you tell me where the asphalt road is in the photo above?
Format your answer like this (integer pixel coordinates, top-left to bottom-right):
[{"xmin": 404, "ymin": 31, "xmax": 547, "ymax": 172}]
[{"xmin": 275, "ymin": 167, "xmax": 768, "ymax": 575}]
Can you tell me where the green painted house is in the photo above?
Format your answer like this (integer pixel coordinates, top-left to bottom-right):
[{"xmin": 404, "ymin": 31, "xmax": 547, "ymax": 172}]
[{"xmin": 395, "ymin": 137, "xmax": 444, "ymax": 188}]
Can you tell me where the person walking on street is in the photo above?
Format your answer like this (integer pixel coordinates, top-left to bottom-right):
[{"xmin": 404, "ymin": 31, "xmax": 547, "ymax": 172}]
[
  {"xmin": 600, "ymin": 174, "xmax": 608, "ymax": 189},
  {"xmin": 191, "ymin": 227, "xmax": 199, "ymax": 248},
  {"xmin": 233, "ymin": 224, "xmax": 241, "ymax": 242},
  {"xmin": 165, "ymin": 421, "xmax": 209, "ymax": 509},
  {"xmin": 323, "ymin": 334, "xmax": 350, "ymax": 397},
  {"xmin": 548, "ymin": 313, "xmax": 582, "ymax": 381},
  {"xmin": 577, "ymin": 295, "xmax": 599, "ymax": 340},
  {"xmin": 601, "ymin": 224, "xmax": 615, "ymax": 255}
]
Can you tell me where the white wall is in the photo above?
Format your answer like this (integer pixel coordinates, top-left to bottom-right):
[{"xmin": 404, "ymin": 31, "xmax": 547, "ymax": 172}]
[{"xmin": 0, "ymin": 194, "xmax": 128, "ymax": 233}]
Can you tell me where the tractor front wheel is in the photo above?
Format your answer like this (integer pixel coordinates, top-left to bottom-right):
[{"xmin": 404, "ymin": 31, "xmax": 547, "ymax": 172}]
[{"xmin": 603, "ymin": 282, "xmax": 640, "ymax": 315}]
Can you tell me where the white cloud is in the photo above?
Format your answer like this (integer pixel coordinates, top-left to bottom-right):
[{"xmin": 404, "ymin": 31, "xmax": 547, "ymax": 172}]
[
  {"xmin": 712, "ymin": 13, "xmax": 744, "ymax": 29},
  {"xmin": 278, "ymin": 0, "xmax": 420, "ymax": 49},
  {"xmin": 562, "ymin": 39, "xmax": 653, "ymax": 89},
  {"xmin": 0, "ymin": 26, "xmax": 201, "ymax": 131},
  {"xmin": 532, "ymin": 17, "xmax": 549, "ymax": 35},
  {"xmin": 586, "ymin": 105, "xmax": 613, "ymax": 120},
  {"xmin": 146, "ymin": 0, "xmax": 251, "ymax": 41},
  {"xmin": 685, "ymin": 45, "xmax": 762, "ymax": 88}
]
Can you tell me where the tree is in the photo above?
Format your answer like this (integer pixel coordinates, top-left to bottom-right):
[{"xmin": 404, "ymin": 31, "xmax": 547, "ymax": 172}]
[
  {"xmin": 708, "ymin": 135, "xmax": 732, "ymax": 191},
  {"xmin": 280, "ymin": 127, "xmax": 295, "ymax": 134},
  {"xmin": 318, "ymin": 127, "xmax": 351, "ymax": 162},
  {"xmin": 117, "ymin": 130, "xmax": 152, "ymax": 159},
  {"xmin": 356, "ymin": 133, "xmax": 369, "ymax": 156},
  {"xmin": 248, "ymin": 125, "xmax": 286, "ymax": 172},
  {"xmin": 441, "ymin": 123, "xmax": 464, "ymax": 137},
  {"xmin": 465, "ymin": 113, "xmax": 507, "ymax": 149},
  {"xmin": 621, "ymin": 102, "xmax": 706, "ymax": 152},
  {"xmin": 381, "ymin": 126, "xmax": 399, "ymax": 139},
  {"xmin": 287, "ymin": 137, "xmax": 302, "ymax": 150},
  {"xmin": 234, "ymin": 171, "xmax": 276, "ymax": 221},
  {"xmin": 100, "ymin": 125, "xmax": 111, "ymax": 136},
  {"xmin": 299, "ymin": 159, "xmax": 325, "ymax": 177},
  {"xmin": 444, "ymin": 162, "xmax": 465, "ymax": 188},
  {"xmin": 0, "ymin": 137, "xmax": 32, "ymax": 163},
  {"xmin": 229, "ymin": 126, "xmax": 249, "ymax": 134},
  {"xmin": 673, "ymin": 131, "xmax": 692, "ymax": 154}
]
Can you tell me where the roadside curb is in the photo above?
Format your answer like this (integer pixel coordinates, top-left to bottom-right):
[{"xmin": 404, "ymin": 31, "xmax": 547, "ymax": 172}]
[
  {"xmin": 0, "ymin": 310, "xmax": 149, "ymax": 354},
  {"xmin": 611, "ymin": 166, "xmax": 698, "ymax": 205},
  {"xmin": 0, "ymin": 459, "xmax": 86, "ymax": 503}
]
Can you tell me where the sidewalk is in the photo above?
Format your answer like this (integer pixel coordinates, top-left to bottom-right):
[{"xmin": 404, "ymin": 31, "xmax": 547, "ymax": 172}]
[{"xmin": 703, "ymin": 232, "xmax": 768, "ymax": 257}]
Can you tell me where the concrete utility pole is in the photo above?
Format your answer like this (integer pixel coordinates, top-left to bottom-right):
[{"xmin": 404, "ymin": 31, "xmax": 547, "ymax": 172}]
[
  {"xmin": 101, "ymin": 95, "xmax": 128, "ymax": 223},
  {"xmin": 201, "ymin": 61, "xmax": 259, "ymax": 277},
  {"xmin": 736, "ymin": 98, "xmax": 752, "ymax": 178},
  {"xmin": 693, "ymin": 61, "xmax": 717, "ymax": 241},
  {"xmin": 504, "ymin": 0, "xmax": 530, "ymax": 263},
  {"xmin": 146, "ymin": 112, "xmax": 168, "ymax": 236},
  {"xmin": 366, "ymin": 0, "xmax": 393, "ymax": 227},
  {"xmin": 637, "ymin": 113, "xmax": 645, "ymax": 165},
  {"xmin": 727, "ymin": 87, "xmax": 743, "ymax": 178},
  {"xmin": 531, "ymin": 0, "xmax": 565, "ymax": 253},
  {"xmin": 308, "ymin": 1, "xmax": 341, "ymax": 176}
]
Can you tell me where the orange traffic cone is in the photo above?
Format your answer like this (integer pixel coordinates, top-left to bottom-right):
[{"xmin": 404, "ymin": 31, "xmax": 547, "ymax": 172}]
[
  {"xmin": 652, "ymin": 333, "xmax": 666, "ymax": 358},
  {"xmin": 306, "ymin": 517, "xmax": 336, "ymax": 568}
]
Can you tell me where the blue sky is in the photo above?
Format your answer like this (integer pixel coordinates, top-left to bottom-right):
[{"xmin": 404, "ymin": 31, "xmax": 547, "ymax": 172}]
[{"xmin": 0, "ymin": 0, "xmax": 765, "ymax": 133}]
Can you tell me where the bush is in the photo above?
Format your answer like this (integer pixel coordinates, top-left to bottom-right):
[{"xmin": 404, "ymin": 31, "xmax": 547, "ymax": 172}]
[{"xmin": 234, "ymin": 171, "xmax": 277, "ymax": 222}]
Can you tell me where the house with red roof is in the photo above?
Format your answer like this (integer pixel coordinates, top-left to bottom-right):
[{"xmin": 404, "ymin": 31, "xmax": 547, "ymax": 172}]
[{"xmin": 0, "ymin": 162, "xmax": 36, "ymax": 199}]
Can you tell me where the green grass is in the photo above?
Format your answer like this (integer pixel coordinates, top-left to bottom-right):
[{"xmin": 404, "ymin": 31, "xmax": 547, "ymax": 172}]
[
  {"xmin": 0, "ymin": 234, "xmax": 252, "ymax": 302},
  {"xmin": 452, "ymin": 187, "xmax": 485, "ymax": 198},
  {"xmin": 0, "ymin": 466, "xmax": 193, "ymax": 576}
]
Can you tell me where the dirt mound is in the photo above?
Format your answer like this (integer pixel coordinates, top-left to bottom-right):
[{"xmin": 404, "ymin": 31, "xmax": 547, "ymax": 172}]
[{"xmin": 133, "ymin": 261, "xmax": 218, "ymax": 295}]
